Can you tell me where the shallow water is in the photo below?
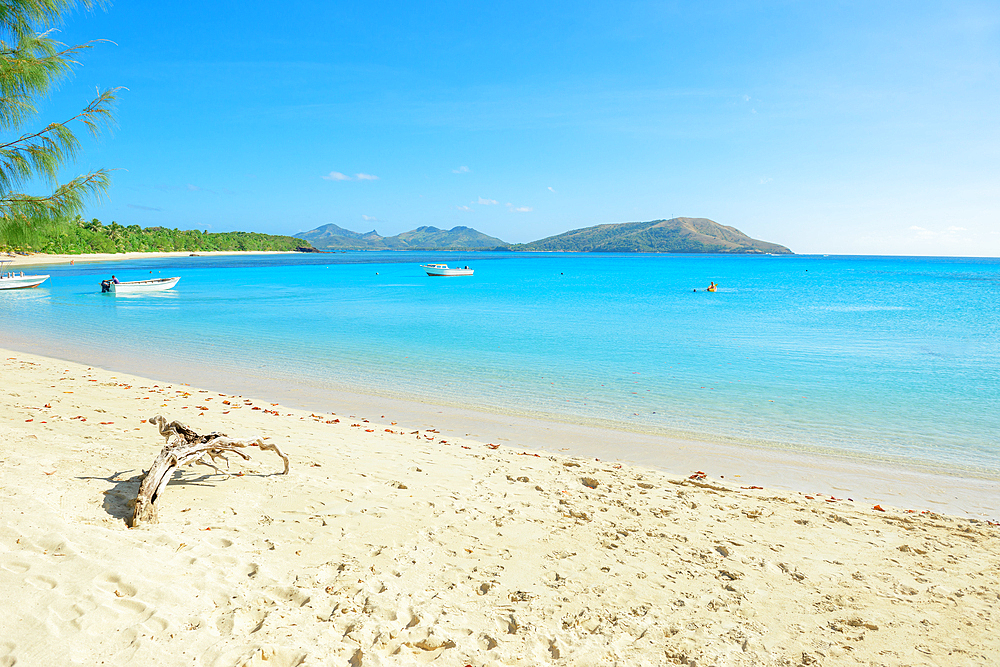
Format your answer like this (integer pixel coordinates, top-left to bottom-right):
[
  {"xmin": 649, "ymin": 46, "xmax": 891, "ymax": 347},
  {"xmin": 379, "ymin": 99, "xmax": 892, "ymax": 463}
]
[{"xmin": 2, "ymin": 252, "xmax": 999, "ymax": 476}]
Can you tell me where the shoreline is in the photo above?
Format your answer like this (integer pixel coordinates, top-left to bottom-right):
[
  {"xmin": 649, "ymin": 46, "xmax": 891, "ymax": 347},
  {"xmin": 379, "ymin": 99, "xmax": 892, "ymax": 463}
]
[
  {"xmin": 1, "ymin": 348, "xmax": 998, "ymax": 666},
  {"xmin": 2, "ymin": 340, "xmax": 997, "ymax": 521},
  {"xmin": 1, "ymin": 249, "xmax": 295, "ymax": 268}
]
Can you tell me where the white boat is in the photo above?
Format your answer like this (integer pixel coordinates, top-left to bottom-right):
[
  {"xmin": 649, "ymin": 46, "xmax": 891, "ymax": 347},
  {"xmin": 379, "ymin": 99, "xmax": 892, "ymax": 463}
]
[
  {"xmin": 101, "ymin": 276, "xmax": 180, "ymax": 293},
  {"xmin": 0, "ymin": 260, "xmax": 49, "ymax": 290},
  {"xmin": 421, "ymin": 263, "xmax": 474, "ymax": 277}
]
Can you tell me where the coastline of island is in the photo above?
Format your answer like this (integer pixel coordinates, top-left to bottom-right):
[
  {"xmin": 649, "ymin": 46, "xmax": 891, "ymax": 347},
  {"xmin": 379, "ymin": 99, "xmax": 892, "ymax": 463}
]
[{"xmin": 2, "ymin": 249, "xmax": 296, "ymax": 268}]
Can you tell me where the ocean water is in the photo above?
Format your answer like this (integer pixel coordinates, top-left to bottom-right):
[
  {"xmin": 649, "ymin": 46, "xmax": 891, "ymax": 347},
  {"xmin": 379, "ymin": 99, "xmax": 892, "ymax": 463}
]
[{"xmin": 3, "ymin": 252, "xmax": 999, "ymax": 477}]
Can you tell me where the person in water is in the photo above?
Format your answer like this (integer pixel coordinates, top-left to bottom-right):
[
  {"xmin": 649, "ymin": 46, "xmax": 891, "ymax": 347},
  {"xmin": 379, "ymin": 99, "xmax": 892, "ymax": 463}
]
[{"xmin": 708, "ymin": 281, "xmax": 717, "ymax": 290}]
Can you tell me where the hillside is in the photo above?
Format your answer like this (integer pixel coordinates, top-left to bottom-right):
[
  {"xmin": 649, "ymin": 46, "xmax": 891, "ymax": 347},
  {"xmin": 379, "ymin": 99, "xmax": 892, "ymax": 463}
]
[
  {"xmin": 295, "ymin": 224, "xmax": 508, "ymax": 251},
  {"xmin": 512, "ymin": 218, "xmax": 792, "ymax": 254},
  {"xmin": 295, "ymin": 218, "xmax": 792, "ymax": 254},
  {"xmin": 292, "ymin": 224, "xmax": 387, "ymax": 250}
]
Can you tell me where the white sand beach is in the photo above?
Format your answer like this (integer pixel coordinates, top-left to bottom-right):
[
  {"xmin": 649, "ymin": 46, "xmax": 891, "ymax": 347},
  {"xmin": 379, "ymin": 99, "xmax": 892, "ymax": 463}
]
[
  {"xmin": 1, "ymin": 348, "xmax": 998, "ymax": 666},
  {"xmin": 2, "ymin": 250, "xmax": 295, "ymax": 268}
]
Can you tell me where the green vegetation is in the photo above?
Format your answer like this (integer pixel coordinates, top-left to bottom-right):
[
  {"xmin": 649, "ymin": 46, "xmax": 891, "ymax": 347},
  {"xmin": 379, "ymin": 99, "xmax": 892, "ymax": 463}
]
[
  {"xmin": 511, "ymin": 218, "xmax": 792, "ymax": 254},
  {"xmin": 0, "ymin": 5, "xmax": 303, "ymax": 256},
  {"xmin": 295, "ymin": 218, "xmax": 792, "ymax": 254},
  {"xmin": 0, "ymin": 215, "xmax": 309, "ymax": 253},
  {"xmin": 1, "ymin": 0, "xmax": 121, "ymax": 223}
]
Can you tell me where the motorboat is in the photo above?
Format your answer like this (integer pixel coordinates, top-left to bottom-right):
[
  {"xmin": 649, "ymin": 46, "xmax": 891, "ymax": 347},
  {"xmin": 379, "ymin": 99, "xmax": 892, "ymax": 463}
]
[
  {"xmin": 420, "ymin": 263, "xmax": 473, "ymax": 277},
  {"xmin": 0, "ymin": 260, "xmax": 49, "ymax": 290},
  {"xmin": 101, "ymin": 276, "xmax": 180, "ymax": 293}
]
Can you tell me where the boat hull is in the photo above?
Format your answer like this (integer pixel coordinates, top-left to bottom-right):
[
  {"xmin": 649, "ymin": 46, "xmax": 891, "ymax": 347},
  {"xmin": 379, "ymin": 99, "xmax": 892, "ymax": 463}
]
[
  {"xmin": 0, "ymin": 275, "xmax": 49, "ymax": 290},
  {"xmin": 420, "ymin": 264, "xmax": 474, "ymax": 277},
  {"xmin": 107, "ymin": 277, "xmax": 180, "ymax": 293}
]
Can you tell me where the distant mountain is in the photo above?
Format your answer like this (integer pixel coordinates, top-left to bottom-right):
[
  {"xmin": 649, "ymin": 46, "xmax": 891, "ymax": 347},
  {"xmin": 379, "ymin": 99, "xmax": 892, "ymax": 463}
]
[
  {"xmin": 295, "ymin": 218, "xmax": 791, "ymax": 254},
  {"xmin": 294, "ymin": 224, "xmax": 508, "ymax": 251},
  {"xmin": 293, "ymin": 223, "xmax": 388, "ymax": 250},
  {"xmin": 383, "ymin": 226, "xmax": 508, "ymax": 250},
  {"xmin": 512, "ymin": 218, "xmax": 792, "ymax": 254}
]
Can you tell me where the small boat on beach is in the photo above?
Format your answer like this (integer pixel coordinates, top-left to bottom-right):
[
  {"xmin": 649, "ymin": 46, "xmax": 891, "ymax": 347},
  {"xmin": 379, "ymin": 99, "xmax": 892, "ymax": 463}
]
[
  {"xmin": 0, "ymin": 260, "xmax": 49, "ymax": 290},
  {"xmin": 421, "ymin": 263, "xmax": 474, "ymax": 277},
  {"xmin": 101, "ymin": 276, "xmax": 180, "ymax": 293}
]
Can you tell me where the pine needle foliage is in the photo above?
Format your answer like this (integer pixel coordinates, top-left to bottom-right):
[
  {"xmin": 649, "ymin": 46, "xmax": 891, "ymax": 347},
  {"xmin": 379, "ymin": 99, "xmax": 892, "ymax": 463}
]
[{"xmin": 0, "ymin": 0, "xmax": 120, "ymax": 223}]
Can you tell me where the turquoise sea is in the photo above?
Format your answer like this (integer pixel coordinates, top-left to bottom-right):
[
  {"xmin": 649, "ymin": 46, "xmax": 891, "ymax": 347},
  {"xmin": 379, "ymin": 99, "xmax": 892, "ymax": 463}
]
[{"xmin": 2, "ymin": 252, "xmax": 999, "ymax": 478}]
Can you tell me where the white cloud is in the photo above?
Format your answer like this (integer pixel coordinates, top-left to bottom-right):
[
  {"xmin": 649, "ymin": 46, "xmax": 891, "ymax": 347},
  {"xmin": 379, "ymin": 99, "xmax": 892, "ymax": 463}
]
[
  {"xmin": 476, "ymin": 197, "xmax": 498, "ymax": 205},
  {"xmin": 456, "ymin": 205, "xmax": 472, "ymax": 211},
  {"xmin": 362, "ymin": 215, "xmax": 379, "ymax": 221},
  {"xmin": 322, "ymin": 171, "xmax": 379, "ymax": 181},
  {"xmin": 909, "ymin": 225, "xmax": 969, "ymax": 240},
  {"xmin": 547, "ymin": 186, "xmax": 556, "ymax": 193},
  {"xmin": 909, "ymin": 225, "xmax": 936, "ymax": 239},
  {"xmin": 506, "ymin": 203, "xmax": 532, "ymax": 213},
  {"xmin": 453, "ymin": 166, "xmax": 470, "ymax": 174},
  {"xmin": 759, "ymin": 177, "xmax": 772, "ymax": 185}
]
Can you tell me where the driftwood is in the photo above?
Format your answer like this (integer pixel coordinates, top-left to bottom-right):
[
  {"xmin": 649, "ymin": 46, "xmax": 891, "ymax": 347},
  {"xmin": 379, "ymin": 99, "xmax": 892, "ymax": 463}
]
[{"xmin": 130, "ymin": 415, "xmax": 290, "ymax": 527}]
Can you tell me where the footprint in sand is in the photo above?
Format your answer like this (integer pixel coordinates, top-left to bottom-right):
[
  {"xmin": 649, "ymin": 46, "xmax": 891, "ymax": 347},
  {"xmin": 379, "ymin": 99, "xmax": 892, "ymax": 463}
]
[
  {"xmin": 36, "ymin": 532, "xmax": 76, "ymax": 556},
  {"xmin": 0, "ymin": 559, "xmax": 30, "ymax": 574},
  {"xmin": 115, "ymin": 598, "xmax": 149, "ymax": 615},
  {"xmin": 96, "ymin": 573, "xmax": 138, "ymax": 598},
  {"xmin": 265, "ymin": 584, "xmax": 312, "ymax": 607},
  {"xmin": 203, "ymin": 644, "xmax": 306, "ymax": 667},
  {"xmin": 26, "ymin": 574, "xmax": 57, "ymax": 589},
  {"xmin": 214, "ymin": 605, "xmax": 270, "ymax": 636},
  {"xmin": 142, "ymin": 616, "xmax": 170, "ymax": 633}
]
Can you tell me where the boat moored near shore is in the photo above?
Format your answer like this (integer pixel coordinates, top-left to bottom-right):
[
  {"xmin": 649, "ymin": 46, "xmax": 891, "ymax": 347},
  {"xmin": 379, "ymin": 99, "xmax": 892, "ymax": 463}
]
[
  {"xmin": 101, "ymin": 276, "xmax": 180, "ymax": 293},
  {"xmin": 421, "ymin": 263, "xmax": 474, "ymax": 277},
  {"xmin": 0, "ymin": 261, "xmax": 49, "ymax": 289}
]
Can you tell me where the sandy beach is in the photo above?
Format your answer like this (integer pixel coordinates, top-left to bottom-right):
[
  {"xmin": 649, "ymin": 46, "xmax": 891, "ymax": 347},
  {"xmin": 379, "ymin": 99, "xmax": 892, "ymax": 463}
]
[
  {"xmin": 1, "ymin": 348, "xmax": 997, "ymax": 666},
  {"xmin": 2, "ymin": 250, "xmax": 295, "ymax": 268}
]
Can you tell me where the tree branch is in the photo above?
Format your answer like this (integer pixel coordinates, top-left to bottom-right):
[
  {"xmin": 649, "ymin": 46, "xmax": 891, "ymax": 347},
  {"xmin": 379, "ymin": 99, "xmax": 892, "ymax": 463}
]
[{"xmin": 131, "ymin": 416, "xmax": 291, "ymax": 527}]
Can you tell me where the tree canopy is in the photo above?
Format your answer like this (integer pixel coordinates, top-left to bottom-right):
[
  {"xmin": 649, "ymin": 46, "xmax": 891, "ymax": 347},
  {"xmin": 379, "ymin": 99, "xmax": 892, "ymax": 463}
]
[
  {"xmin": 0, "ymin": 215, "xmax": 311, "ymax": 253},
  {"xmin": 0, "ymin": 0, "xmax": 120, "ymax": 222}
]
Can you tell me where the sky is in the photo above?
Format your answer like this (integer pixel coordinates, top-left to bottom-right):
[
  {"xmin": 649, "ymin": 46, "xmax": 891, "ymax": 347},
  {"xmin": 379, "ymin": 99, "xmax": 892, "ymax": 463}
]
[{"xmin": 29, "ymin": 0, "xmax": 1000, "ymax": 255}]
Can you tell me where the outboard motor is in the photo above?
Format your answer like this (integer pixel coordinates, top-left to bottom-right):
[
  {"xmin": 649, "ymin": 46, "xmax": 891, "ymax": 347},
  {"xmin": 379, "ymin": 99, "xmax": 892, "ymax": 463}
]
[{"xmin": 101, "ymin": 279, "xmax": 112, "ymax": 293}]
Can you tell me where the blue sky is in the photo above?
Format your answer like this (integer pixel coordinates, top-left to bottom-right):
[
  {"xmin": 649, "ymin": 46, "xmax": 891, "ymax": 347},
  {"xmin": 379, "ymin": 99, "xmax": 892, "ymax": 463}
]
[{"xmin": 35, "ymin": 1, "xmax": 1000, "ymax": 255}]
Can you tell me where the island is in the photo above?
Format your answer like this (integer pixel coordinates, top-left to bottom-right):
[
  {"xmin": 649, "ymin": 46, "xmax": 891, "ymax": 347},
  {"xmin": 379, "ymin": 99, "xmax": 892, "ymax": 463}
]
[{"xmin": 294, "ymin": 217, "xmax": 792, "ymax": 254}]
